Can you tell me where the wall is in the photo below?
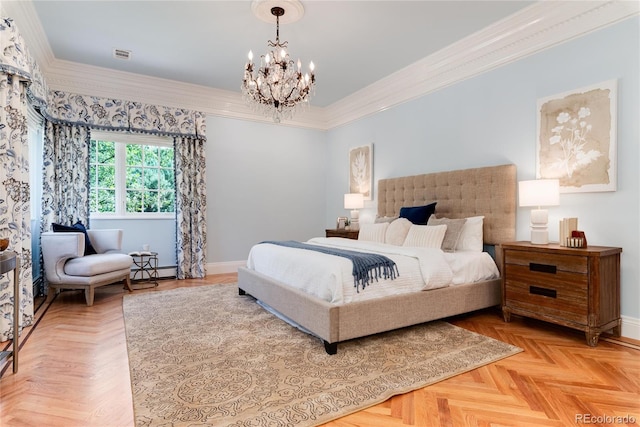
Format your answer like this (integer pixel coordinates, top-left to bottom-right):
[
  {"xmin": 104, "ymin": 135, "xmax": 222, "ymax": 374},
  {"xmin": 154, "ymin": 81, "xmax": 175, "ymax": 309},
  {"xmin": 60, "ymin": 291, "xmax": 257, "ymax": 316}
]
[
  {"xmin": 205, "ymin": 116, "xmax": 327, "ymax": 265},
  {"xmin": 91, "ymin": 115, "xmax": 328, "ymax": 273},
  {"xmin": 91, "ymin": 218, "xmax": 176, "ymax": 271},
  {"xmin": 325, "ymin": 18, "xmax": 640, "ymax": 328}
]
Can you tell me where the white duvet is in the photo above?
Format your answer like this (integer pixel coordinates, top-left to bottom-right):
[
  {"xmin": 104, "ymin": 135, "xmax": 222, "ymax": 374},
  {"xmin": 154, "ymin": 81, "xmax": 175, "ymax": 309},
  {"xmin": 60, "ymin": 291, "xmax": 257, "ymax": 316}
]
[{"xmin": 246, "ymin": 237, "xmax": 499, "ymax": 304}]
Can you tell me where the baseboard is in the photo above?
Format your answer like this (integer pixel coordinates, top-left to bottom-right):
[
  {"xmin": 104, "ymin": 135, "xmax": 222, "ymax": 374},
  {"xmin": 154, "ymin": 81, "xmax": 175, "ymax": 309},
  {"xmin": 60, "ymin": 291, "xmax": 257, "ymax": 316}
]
[
  {"xmin": 206, "ymin": 260, "xmax": 246, "ymax": 275},
  {"xmin": 621, "ymin": 315, "xmax": 640, "ymax": 341}
]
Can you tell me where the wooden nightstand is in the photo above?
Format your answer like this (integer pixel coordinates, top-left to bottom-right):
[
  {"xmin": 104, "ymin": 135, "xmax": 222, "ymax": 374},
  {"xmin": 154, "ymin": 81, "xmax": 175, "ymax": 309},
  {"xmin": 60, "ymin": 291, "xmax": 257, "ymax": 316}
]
[
  {"xmin": 501, "ymin": 241, "xmax": 621, "ymax": 346},
  {"xmin": 325, "ymin": 229, "xmax": 359, "ymax": 240}
]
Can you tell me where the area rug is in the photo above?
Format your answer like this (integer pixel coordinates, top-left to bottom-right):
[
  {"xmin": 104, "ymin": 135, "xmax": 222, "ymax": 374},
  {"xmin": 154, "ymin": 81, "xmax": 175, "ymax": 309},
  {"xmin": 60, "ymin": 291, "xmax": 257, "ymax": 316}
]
[{"xmin": 123, "ymin": 284, "xmax": 521, "ymax": 427}]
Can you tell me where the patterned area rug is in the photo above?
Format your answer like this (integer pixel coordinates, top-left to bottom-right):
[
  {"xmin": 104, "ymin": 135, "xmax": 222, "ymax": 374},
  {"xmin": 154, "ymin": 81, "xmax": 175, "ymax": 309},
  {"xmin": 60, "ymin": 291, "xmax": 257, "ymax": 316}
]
[{"xmin": 123, "ymin": 284, "xmax": 521, "ymax": 427}]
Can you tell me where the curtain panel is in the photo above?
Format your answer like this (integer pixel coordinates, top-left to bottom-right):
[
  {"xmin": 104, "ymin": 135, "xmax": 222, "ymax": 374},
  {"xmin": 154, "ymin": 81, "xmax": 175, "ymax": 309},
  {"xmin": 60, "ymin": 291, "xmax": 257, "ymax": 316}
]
[
  {"xmin": 41, "ymin": 122, "xmax": 91, "ymax": 233},
  {"xmin": 0, "ymin": 17, "xmax": 37, "ymax": 341},
  {"xmin": 1, "ymin": 15, "xmax": 209, "ymax": 344},
  {"xmin": 0, "ymin": 73, "xmax": 34, "ymax": 341},
  {"xmin": 175, "ymin": 136, "xmax": 207, "ymax": 279}
]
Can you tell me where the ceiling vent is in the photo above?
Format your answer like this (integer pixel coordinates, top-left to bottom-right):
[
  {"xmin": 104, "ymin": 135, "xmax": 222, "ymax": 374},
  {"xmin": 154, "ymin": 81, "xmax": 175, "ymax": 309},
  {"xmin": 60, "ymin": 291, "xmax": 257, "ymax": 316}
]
[{"xmin": 113, "ymin": 48, "xmax": 132, "ymax": 60}]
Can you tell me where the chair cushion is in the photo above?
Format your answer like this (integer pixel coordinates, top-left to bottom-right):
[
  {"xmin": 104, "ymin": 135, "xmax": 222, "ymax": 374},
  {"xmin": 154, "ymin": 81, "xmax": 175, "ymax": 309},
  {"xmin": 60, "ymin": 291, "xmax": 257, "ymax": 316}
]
[
  {"xmin": 65, "ymin": 253, "xmax": 132, "ymax": 277},
  {"xmin": 52, "ymin": 222, "xmax": 97, "ymax": 255}
]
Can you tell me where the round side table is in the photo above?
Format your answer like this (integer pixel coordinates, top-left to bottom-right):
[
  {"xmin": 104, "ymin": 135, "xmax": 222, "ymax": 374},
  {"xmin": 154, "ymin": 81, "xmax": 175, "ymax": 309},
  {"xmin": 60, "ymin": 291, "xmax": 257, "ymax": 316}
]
[{"xmin": 130, "ymin": 252, "xmax": 159, "ymax": 289}]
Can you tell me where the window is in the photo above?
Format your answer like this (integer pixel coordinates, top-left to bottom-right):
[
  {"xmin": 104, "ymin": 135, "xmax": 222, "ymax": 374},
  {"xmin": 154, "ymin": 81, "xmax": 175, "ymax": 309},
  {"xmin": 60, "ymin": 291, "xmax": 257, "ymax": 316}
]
[
  {"xmin": 89, "ymin": 132, "xmax": 174, "ymax": 218},
  {"xmin": 28, "ymin": 104, "xmax": 44, "ymax": 295}
]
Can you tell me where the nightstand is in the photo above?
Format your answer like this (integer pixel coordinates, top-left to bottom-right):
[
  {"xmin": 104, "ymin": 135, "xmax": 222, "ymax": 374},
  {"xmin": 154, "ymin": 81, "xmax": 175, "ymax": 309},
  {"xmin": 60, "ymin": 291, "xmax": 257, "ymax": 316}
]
[
  {"xmin": 501, "ymin": 242, "xmax": 621, "ymax": 346},
  {"xmin": 325, "ymin": 229, "xmax": 359, "ymax": 240}
]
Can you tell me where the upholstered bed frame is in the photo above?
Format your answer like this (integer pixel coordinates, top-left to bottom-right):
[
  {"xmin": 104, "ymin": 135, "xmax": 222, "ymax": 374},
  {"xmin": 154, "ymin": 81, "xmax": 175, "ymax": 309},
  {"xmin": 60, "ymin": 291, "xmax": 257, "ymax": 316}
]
[{"xmin": 238, "ymin": 164, "xmax": 517, "ymax": 354}]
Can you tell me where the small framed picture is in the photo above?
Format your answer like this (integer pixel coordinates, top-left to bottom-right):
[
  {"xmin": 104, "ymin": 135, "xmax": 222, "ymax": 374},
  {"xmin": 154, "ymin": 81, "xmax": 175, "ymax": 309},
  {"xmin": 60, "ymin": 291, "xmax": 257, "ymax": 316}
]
[
  {"xmin": 349, "ymin": 144, "xmax": 373, "ymax": 200},
  {"xmin": 336, "ymin": 217, "xmax": 348, "ymax": 229}
]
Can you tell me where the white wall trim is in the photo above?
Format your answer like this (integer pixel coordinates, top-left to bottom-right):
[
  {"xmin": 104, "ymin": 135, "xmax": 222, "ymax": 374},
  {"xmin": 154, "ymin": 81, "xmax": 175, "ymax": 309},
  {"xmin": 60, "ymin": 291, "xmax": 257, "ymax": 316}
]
[
  {"xmin": 325, "ymin": 1, "xmax": 640, "ymax": 128},
  {"xmin": 621, "ymin": 315, "xmax": 640, "ymax": 341},
  {"xmin": 206, "ymin": 260, "xmax": 246, "ymax": 276},
  {"xmin": 4, "ymin": 1, "xmax": 638, "ymax": 131}
]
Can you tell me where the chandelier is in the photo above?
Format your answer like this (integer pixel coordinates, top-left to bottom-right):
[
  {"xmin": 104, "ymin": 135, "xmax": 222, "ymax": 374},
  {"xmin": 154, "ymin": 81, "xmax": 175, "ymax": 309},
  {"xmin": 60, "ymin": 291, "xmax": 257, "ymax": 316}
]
[{"xmin": 241, "ymin": 6, "xmax": 315, "ymax": 123}]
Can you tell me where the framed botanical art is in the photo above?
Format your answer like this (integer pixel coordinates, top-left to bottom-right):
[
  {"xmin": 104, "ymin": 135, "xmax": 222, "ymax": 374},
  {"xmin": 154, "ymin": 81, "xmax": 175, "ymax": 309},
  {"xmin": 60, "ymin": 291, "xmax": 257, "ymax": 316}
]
[
  {"xmin": 349, "ymin": 144, "xmax": 372, "ymax": 200},
  {"xmin": 536, "ymin": 79, "xmax": 617, "ymax": 193}
]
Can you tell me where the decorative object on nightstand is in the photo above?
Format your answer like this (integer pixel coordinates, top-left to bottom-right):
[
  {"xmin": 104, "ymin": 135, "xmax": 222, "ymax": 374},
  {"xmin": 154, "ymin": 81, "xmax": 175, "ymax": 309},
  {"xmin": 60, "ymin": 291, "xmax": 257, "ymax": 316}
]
[
  {"xmin": 518, "ymin": 179, "xmax": 559, "ymax": 244},
  {"xmin": 501, "ymin": 241, "xmax": 621, "ymax": 346},
  {"xmin": 336, "ymin": 216, "xmax": 348, "ymax": 230},
  {"xmin": 325, "ymin": 229, "xmax": 359, "ymax": 240},
  {"xmin": 344, "ymin": 193, "xmax": 364, "ymax": 231}
]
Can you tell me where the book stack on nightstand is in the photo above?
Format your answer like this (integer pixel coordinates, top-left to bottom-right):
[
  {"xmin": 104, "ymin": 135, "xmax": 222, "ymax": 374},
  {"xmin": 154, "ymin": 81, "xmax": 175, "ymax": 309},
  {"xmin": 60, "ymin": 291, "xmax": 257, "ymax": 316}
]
[
  {"xmin": 501, "ymin": 241, "xmax": 622, "ymax": 347},
  {"xmin": 325, "ymin": 229, "xmax": 359, "ymax": 240}
]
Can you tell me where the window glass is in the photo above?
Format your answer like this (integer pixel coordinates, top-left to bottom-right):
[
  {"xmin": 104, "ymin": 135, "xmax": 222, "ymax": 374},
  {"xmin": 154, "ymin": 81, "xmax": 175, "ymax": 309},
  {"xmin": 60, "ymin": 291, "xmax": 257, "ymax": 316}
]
[{"xmin": 89, "ymin": 133, "xmax": 174, "ymax": 217}]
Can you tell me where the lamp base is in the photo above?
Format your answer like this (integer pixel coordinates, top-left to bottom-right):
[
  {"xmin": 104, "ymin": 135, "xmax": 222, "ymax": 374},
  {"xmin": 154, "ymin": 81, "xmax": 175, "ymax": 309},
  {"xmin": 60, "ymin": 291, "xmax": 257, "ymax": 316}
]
[
  {"xmin": 530, "ymin": 228, "xmax": 549, "ymax": 245},
  {"xmin": 529, "ymin": 208, "xmax": 549, "ymax": 245},
  {"xmin": 349, "ymin": 209, "xmax": 360, "ymax": 231},
  {"xmin": 531, "ymin": 208, "xmax": 549, "ymax": 245}
]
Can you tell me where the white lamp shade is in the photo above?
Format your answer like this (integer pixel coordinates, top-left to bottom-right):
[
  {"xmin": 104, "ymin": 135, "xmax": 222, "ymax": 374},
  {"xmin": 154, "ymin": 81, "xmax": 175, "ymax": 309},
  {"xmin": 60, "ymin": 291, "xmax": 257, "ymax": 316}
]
[
  {"xmin": 344, "ymin": 193, "xmax": 364, "ymax": 209},
  {"xmin": 518, "ymin": 179, "xmax": 560, "ymax": 207}
]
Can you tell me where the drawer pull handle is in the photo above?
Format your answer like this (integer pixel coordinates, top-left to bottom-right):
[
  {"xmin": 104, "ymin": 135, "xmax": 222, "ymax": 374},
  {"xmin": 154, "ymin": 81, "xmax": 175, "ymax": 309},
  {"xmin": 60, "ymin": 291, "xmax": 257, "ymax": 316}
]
[
  {"xmin": 530, "ymin": 286, "xmax": 557, "ymax": 298},
  {"xmin": 529, "ymin": 263, "xmax": 556, "ymax": 274}
]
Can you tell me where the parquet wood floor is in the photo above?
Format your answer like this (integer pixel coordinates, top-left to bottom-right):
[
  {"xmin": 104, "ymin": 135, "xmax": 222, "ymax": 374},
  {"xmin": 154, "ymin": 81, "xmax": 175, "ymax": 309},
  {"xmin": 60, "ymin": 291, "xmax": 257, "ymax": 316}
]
[{"xmin": 1, "ymin": 274, "xmax": 638, "ymax": 427}]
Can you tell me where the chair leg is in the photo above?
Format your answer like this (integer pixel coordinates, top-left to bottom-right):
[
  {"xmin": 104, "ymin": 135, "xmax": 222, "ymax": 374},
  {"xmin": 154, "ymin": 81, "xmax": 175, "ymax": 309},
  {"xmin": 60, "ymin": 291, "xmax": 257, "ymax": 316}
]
[
  {"xmin": 85, "ymin": 287, "xmax": 95, "ymax": 306},
  {"xmin": 124, "ymin": 275, "xmax": 133, "ymax": 293}
]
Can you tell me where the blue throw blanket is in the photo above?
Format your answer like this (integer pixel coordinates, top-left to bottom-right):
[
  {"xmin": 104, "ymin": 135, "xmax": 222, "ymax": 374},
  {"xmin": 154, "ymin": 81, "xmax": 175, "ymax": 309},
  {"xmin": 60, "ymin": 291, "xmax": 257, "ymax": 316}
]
[{"xmin": 261, "ymin": 240, "xmax": 399, "ymax": 292}]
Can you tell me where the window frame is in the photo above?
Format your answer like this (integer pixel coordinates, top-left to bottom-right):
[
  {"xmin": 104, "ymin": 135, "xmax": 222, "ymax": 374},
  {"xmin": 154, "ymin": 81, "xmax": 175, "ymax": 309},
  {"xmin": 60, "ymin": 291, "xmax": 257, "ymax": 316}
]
[{"xmin": 90, "ymin": 131, "xmax": 175, "ymax": 220}]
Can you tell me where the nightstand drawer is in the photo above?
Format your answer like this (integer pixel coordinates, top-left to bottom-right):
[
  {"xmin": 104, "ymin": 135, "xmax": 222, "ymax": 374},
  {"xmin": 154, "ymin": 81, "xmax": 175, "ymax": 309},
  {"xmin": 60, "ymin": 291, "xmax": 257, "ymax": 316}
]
[
  {"xmin": 505, "ymin": 251, "xmax": 587, "ymax": 274},
  {"xmin": 505, "ymin": 265, "xmax": 588, "ymax": 323}
]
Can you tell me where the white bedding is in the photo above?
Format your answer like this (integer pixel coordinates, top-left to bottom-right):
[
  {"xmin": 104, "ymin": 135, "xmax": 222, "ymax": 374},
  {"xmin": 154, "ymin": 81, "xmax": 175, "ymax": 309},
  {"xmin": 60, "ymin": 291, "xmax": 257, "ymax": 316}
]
[{"xmin": 246, "ymin": 237, "xmax": 499, "ymax": 304}]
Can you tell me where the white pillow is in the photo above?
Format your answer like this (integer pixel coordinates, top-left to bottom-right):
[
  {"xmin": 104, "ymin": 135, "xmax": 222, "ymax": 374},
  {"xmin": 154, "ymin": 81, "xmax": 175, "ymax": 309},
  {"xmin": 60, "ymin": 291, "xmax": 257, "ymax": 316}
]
[
  {"xmin": 374, "ymin": 215, "xmax": 398, "ymax": 224},
  {"xmin": 385, "ymin": 218, "xmax": 413, "ymax": 246},
  {"xmin": 358, "ymin": 223, "xmax": 388, "ymax": 243},
  {"xmin": 455, "ymin": 216, "xmax": 484, "ymax": 252},
  {"xmin": 403, "ymin": 224, "xmax": 447, "ymax": 248}
]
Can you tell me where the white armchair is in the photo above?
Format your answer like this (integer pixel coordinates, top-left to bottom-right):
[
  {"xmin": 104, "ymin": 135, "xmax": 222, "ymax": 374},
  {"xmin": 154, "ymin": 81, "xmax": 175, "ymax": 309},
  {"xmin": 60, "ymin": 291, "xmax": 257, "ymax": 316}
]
[{"xmin": 41, "ymin": 229, "xmax": 134, "ymax": 306}]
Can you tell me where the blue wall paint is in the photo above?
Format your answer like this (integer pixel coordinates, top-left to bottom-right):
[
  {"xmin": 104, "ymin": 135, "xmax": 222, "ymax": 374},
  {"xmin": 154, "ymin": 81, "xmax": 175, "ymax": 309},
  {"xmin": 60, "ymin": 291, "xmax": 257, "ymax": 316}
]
[
  {"xmin": 90, "ymin": 218, "xmax": 176, "ymax": 268},
  {"xmin": 326, "ymin": 17, "xmax": 639, "ymax": 318},
  {"xmin": 206, "ymin": 116, "xmax": 328, "ymax": 262}
]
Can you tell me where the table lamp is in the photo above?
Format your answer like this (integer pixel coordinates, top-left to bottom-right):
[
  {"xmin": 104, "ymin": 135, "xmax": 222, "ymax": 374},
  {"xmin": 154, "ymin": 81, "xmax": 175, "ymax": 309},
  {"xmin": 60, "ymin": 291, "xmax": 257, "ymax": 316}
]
[
  {"xmin": 518, "ymin": 179, "xmax": 560, "ymax": 244},
  {"xmin": 344, "ymin": 193, "xmax": 364, "ymax": 231}
]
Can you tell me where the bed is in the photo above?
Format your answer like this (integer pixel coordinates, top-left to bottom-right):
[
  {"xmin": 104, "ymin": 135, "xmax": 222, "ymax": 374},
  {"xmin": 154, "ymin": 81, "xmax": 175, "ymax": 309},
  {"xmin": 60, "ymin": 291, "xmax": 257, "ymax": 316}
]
[{"xmin": 238, "ymin": 164, "xmax": 517, "ymax": 354}]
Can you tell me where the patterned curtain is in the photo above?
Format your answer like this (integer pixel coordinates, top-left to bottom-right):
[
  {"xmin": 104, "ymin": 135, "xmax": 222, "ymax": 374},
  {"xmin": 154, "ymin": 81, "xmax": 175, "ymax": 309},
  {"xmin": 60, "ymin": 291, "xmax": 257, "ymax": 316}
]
[
  {"xmin": 0, "ymin": 73, "xmax": 34, "ymax": 341},
  {"xmin": 41, "ymin": 121, "xmax": 91, "ymax": 232},
  {"xmin": 2, "ymin": 14, "xmax": 209, "ymax": 311},
  {"xmin": 174, "ymin": 136, "xmax": 207, "ymax": 279}
]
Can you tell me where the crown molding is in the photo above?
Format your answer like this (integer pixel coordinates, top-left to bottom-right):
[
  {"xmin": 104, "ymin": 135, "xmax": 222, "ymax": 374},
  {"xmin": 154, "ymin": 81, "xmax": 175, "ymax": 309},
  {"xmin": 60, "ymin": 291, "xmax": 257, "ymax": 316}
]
[
  {"xmin": 44, "ymin": 59, "xmax": 328, "ymax": 129},
  {"xmin": 326, "ymin": 1, "xmax": 639, "ymax": 128},
  {"xmin": 4, "ymin": 1, "xmax": 638, "ymax": 131}
]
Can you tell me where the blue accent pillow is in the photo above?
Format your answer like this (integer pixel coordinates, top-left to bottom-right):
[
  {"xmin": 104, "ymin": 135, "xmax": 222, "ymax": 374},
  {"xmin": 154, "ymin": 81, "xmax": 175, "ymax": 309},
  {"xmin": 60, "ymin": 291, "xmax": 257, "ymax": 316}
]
[
  {"xmin": 52, "ymin": 221, "xmax": 97, "ymax": 256},
  {"xmin": 399, "ymin": 202, "xmax": 437, "ymax": 225}
]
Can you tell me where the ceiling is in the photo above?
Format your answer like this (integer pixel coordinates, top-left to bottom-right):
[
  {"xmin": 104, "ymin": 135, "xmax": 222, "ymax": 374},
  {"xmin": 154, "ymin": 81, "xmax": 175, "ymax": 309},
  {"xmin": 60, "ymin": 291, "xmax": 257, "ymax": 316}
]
[{"xmin": 28, "ymin": 0, "xmax": 534, "ymax": 108}]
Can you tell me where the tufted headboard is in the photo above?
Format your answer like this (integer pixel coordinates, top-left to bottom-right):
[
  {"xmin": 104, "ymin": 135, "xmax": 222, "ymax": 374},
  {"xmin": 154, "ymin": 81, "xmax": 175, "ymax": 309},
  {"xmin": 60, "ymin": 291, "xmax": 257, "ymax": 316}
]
[{"xmin": 377, "ymin": 164, "xmax": 516, "ymax": 245}]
